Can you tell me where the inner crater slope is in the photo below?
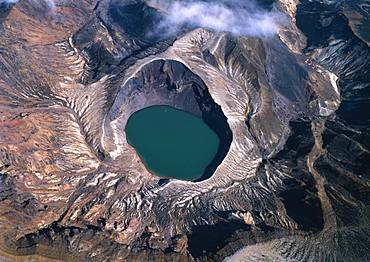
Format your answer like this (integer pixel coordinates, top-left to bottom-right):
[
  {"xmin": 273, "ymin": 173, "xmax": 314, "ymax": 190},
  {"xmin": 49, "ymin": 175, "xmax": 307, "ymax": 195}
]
[{"xmin": 105, "ymin": 59, "xmax": 232, "ymax": 181}]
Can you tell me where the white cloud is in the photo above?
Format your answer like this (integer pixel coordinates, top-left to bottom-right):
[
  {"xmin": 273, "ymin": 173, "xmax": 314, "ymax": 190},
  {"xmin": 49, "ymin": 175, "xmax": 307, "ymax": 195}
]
[{"xmin": 150, "ymin": 0, "xmax": 284, "ymax": 37}]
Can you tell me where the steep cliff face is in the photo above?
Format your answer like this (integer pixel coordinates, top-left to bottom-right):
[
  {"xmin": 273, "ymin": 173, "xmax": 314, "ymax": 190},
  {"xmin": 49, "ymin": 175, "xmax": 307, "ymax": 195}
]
[{"xmin": 0, "ymin": 0, "xmax": 369, "ymax": 261}]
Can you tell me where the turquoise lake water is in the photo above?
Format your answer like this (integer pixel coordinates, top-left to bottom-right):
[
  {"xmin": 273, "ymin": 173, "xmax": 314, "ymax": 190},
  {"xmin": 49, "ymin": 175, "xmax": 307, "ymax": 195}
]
[{"xmin": 125, "ymin": 105, "xmax": 220, "ymax": 180}]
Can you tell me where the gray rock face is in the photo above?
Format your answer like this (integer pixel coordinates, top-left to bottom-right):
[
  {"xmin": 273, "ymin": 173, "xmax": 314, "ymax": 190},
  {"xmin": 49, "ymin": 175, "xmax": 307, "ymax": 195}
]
[{"xmin": 0, "ymin": 0, "xmax": 369, "ymax": 261}]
